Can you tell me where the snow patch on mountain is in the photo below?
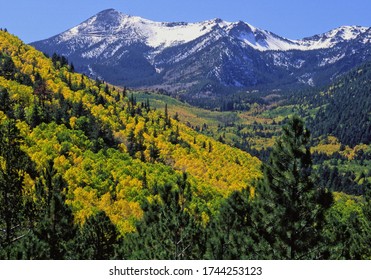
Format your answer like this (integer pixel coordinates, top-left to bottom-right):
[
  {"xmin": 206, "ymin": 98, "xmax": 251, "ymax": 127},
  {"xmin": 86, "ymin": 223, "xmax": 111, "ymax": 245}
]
[
  {"xmin": 81, "ymin": 41, "xmax": 109, "ymax": 59},
  {"xmin": 298, "ymin": 73, "xmax": 315, "ymax": 86},
  {"xmin": 299, "ymin": 26, "xmax": 370, "ymax": 50},
  {"xmin": 319, "ymin": 53, "xmax": 346, "ymax": 67}
]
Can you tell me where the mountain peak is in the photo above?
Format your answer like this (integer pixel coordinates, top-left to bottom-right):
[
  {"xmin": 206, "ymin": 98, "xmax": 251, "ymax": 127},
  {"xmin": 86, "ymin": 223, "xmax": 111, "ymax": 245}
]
[
  {"xmin": 98, "ymin": 8, "xmax": 116, "ymax": 13},
  {"xmin": 94, "ymin": 8, "xmax": 125, "ymax": 22},
  {"xmin": 211, "ymin": 18, "xmax": 223, "ymax": 24},
  {"xmin": 94, "ymin": 8, "xmax": 123, "ymax": 19}
]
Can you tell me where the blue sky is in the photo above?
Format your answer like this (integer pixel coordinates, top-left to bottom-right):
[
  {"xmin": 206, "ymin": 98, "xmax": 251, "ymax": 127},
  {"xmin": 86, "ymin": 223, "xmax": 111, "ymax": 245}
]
[{"xmin": 1, "ymin": 0, "xmax": 370, "ymax": 43}]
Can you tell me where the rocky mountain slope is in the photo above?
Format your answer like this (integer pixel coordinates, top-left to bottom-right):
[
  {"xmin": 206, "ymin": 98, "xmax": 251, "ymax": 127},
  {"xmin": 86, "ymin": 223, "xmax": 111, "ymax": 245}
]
[{"xmin": 32, "ymin": 9, "xmax": 371, "ymax": 105}]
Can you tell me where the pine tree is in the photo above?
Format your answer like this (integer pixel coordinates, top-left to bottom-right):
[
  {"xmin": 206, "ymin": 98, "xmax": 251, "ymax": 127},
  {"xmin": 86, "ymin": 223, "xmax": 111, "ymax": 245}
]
[
  {"xmin": 205, "ymin": 189, "xmax": 254, "ymax": 259},
  {"xmin": 33, "ymin": 75, "xmax": 51, "ymax": 108},
  {"xmin": 0, "ymin": 53, "xmax": 16, "ymax": 80},
  {"xmin": 122, "ymin": 173, "xmax": 205, "ymax": 259},
  {"xmin": 164, "ymin": 103, "xmax": 171, "ymax": 128},
  {"xmin": 323, "ymin": 210, "xmax": 365, "ymax": 259},
  {"xmin": 0, "ymin": 88, "xmax": 12, "ymax": 117},
  {"xmin": 27, "ymin": 104, "xmax": 41, "ymax": 128},
  {"xmin": 0, "ymin": 120, "xmax": 34, "ymax": 258},
  {"xmin": 74, "ymin": 211, "xmax": 120, "ymax": 260},
  {"xmin": 30, "ymin": 161, "xmax": 77, "ymax": 259},
  {"xmin": 149, "ymin": 141, "xmax": 160, "ymax": 163},
  {"xmin": 127, "ymin": 128, "xmax": 136, "ymax": 157},
  {"xmin": 251, "ymin": 116, "xmax": 333, "ymax": 259}
]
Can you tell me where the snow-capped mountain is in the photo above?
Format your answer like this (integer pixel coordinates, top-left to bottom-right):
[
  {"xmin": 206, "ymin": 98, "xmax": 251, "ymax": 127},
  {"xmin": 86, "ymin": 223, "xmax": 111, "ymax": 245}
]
[{"xmin": 31, "ymin": 9, "xmax": 371, "ymax": 103}]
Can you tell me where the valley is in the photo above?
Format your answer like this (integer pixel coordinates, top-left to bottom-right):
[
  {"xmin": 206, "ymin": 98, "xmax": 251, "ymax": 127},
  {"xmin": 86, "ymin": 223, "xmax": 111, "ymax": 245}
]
[{"xmin": 0, "ymin": 7, "xmax": 370, "ymax": 260}]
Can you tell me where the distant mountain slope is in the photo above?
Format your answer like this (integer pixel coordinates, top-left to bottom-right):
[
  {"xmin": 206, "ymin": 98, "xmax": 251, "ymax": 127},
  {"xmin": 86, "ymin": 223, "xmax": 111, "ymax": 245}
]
[
  {"xmin": 31, "ymin": 9, "xmax": 371, "ymax": 107},
  {"xmin": 305, "ymin": 62, "xmax": 371, "ymax": 146}
]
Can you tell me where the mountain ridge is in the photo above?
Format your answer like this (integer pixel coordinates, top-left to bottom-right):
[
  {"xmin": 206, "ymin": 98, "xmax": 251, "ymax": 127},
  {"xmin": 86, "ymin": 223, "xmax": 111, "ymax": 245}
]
[
  {"xmin": 38, "ymin": 9, "xmax": 371, "ymax": 52},
  {"xmin": 31, "ymin": 9, "xmax": 371, "ymax": 107}
]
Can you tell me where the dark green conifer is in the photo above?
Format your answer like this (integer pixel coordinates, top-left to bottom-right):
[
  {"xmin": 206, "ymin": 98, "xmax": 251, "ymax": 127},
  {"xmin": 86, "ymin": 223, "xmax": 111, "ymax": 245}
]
[
  {"xmin": 75, "ymin": 211, "xmax": 120, "ymax": 260},
  {"xmin": 205, "ymin": 189, "xmax": 254, "ymax": 259},
  {"xmin": 122, "ymin": 173, "xmax": 205, "ymax": 259},
  {"xmin": 30, "ymin": 161, "xmax": 77, "ymax": 259},
  {"xmin": 0, "ymin": 120, "xmax": 34, "ymax": 258},
  {"xmin": 251, "ymin": 116, "xmax": 333, "ymax": 259}
]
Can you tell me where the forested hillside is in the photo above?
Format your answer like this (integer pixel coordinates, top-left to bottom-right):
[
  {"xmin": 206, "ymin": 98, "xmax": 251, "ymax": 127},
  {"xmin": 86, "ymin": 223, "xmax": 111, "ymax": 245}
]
[
  {"xmin": 0, "ymin": 30, "xmax": 260, "ymax": 258},
  {"xmin": 286, "ymin": 63, "xmax": 371, "ymax": 195},
  {"xmin": 288, "ymin": 62, "xmax": 371, "ymax": 147},
  {"xmin": 0, "ymin": 30, "xmax": 370, "ymax": 260}
]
